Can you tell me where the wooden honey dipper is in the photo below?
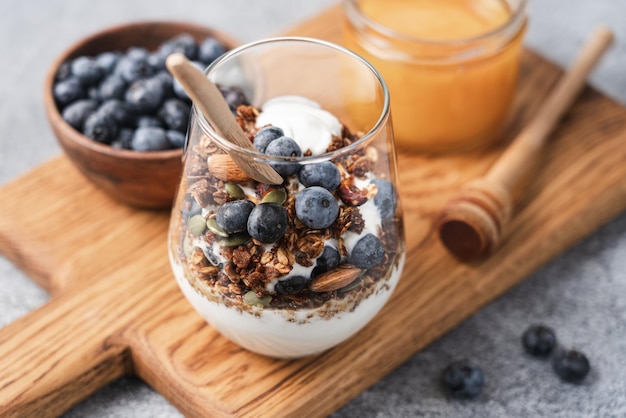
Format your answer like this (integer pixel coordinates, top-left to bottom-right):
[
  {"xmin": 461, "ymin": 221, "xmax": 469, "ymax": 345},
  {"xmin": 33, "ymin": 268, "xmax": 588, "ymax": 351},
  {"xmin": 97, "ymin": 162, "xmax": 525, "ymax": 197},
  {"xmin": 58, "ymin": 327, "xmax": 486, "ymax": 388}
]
[{"xmin": 436, "ymin": 27, "xmax": 614, "ymax": 261}]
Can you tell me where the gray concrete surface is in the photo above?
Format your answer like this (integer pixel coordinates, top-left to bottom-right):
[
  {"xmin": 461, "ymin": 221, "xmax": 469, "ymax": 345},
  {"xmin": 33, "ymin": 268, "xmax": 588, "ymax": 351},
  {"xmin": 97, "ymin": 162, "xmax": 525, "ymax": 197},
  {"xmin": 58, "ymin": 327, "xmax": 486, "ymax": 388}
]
[{"xmin": 1, "ymin": 1, "xmax": 625, "ymax": 417}]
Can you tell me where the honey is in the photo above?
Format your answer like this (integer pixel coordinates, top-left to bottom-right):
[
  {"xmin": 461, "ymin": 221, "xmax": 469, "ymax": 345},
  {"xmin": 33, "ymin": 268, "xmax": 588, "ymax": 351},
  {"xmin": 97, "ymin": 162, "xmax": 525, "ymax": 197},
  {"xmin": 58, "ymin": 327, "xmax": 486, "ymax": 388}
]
[{"xmin": 343, "ymin": 0, "xmax": 527, "ymax": 152}]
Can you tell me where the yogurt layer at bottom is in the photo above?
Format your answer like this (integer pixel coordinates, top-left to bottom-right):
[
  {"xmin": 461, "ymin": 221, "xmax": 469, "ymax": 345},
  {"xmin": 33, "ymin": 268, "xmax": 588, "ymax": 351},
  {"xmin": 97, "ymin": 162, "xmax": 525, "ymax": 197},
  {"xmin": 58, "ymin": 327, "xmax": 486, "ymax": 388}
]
[{"xmin": 171, "ymin": 253, "xmax": 405, "ymax": 358}]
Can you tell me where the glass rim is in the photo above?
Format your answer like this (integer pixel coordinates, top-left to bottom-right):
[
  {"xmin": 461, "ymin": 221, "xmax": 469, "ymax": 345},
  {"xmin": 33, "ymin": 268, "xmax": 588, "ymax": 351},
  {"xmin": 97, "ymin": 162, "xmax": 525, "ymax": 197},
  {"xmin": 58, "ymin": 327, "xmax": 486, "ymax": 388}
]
[
  {"xmin": 192, "ymin": 36, "xmax": 391, "ymax": 164},
  {"xmin": 343, "ymin": 0, "xmax": 528, "ymax": 48}
]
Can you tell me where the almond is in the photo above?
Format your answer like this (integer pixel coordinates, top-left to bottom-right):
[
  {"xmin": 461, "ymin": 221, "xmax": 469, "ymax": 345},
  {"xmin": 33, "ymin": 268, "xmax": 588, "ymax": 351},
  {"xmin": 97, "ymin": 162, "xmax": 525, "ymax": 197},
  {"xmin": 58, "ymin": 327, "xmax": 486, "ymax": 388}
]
[
  {"xmin": 207, "ymin": 154, "xmax": 254, "ymax": 183},
  {"xmin": 310, "ymin": 264, "xmax": 362, "ymax": 292}
]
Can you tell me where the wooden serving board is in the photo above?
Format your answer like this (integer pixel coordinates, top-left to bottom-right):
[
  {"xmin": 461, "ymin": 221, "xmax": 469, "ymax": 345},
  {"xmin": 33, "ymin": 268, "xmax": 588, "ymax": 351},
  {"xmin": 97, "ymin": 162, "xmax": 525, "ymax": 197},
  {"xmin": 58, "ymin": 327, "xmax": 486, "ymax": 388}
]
[{"xmin": 2, "ymin": 6, "xmax": 626, "ymax": 417}]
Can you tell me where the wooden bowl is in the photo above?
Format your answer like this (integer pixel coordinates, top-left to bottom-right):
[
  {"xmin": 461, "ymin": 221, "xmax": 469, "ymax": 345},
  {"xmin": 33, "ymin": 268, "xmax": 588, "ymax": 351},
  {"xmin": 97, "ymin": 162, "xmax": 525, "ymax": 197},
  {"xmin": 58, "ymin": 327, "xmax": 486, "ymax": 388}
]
[{"xmin": 44, "ymin": 21, "xmax": 240, "ymax": 209}]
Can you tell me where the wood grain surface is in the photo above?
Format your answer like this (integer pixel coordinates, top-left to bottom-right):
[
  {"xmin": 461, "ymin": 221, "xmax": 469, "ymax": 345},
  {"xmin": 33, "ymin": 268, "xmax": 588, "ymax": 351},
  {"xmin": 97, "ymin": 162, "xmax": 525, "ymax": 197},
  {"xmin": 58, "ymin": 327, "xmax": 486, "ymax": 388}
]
[{"xmin": 2, "ymin": 5, "xmax": 626, "ymax": 417}]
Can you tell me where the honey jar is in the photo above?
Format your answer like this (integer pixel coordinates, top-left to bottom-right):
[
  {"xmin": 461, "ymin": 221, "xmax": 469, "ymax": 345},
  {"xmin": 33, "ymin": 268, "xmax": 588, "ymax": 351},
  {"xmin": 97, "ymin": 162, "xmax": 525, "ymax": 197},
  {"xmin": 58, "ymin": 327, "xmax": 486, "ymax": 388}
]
[{"xmin": 343, "ymin": 0, "xmax": 528, "ymax": 152}]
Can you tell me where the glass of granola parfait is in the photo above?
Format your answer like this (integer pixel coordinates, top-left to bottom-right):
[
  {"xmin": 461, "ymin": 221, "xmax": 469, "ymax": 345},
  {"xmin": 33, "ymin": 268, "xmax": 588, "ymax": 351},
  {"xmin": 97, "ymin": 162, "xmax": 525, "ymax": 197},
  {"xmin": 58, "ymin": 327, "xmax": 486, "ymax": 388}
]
[{"xmin": 168, "ymin": 37, "xmax": 405, "ymax": 358}]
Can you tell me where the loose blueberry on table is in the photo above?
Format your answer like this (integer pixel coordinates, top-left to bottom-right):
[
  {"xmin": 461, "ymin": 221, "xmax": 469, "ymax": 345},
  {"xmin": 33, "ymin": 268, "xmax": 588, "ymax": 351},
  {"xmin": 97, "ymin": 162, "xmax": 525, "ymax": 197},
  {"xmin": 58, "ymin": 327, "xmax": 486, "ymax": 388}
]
[
  {"xmin": 552, "ymin": 348, "xmax": 591, "ymax": 383},
  {"xmin": 522, "ymin": 324, "xmax": 557, "ymax": 357},
  {"xmin": 54, "ymin": 33, "xmax": 235, "ymax": 152},
  {"xmin": 441, "ymin": 359, "xmax": 485, "ymax": 399}
]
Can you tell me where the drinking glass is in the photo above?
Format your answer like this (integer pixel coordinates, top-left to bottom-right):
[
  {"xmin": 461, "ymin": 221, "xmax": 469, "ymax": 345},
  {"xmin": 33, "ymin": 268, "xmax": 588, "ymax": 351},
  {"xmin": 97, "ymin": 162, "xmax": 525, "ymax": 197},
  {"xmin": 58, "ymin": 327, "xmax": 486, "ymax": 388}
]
[{"xmin": 168, "ymin": 37, "xmax": 405, "ymax": 358}]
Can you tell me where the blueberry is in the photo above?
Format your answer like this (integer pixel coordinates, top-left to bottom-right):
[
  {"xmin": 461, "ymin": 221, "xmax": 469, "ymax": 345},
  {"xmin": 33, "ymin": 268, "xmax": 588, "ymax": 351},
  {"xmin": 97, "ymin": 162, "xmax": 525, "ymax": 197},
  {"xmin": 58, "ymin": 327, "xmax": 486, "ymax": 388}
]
[
  {"xmin": 372, "ymin": 178, "xmax": 396, "ymax": 219},
  {"xmin": 312, "ymin": 245, "xmax": 340, "ymax": 276},
  {"xmin": 552, "ymin": 349, "xmax": 590, "ymax": 383},
  {"xmin": 265, "ymin": 136, "xmax": 302, "ymax": 177},
  {"xmin": 131, "ymin": 127, "xmax": 170, "ymax": 151},
  {"xmin": 172, "ymin": 61, "xmax": 204, "ymax": 101},
  {"xmin": 99, "ymin": 74, "xmax": 127, "ymax": 101},
  {"xmin": 275, "ymin": 276, "xmax": 308, "ymax": 295},
  {"xmin": 137, "ymin": 115, "xmax": 164, "ymax": 129},
  {"xmin": 115, "ymin": 54, "xmax": 154, "ymax": 84},
  {"xmin": 126, "ymin": 46, "xmax": 150, "ymax": 61},
  {"xmin": 348, "ymin": 234, "xmax": 385, "ymax": 269},
  {"xmin": 158, "ymin": 99, "xmax": 191, "ymax": 133},
  {"xmin": 153, "ymin": 70, "xmax": 175, "ymax": 99},
  {"xmin": 95, "ymin": 51, "xmax": 120, "ymax": 73},
  {"xmin": 55, "ymin": 61, "xmax": 72, "ymax": 82},
  {"xmin": 166, "ymin": 130, "xmax": 186, "ymax": 148},
  {"xmin": 53, "ymin": 76, "xmax": 84, "ymax": 108},
  {"xmin": 217, "ymin": 200, "xmax": 255, "ymax": 234},
  {"xmin": 125, "ymin": 77, "xmax": 165, "ymax": 113},
  {"xmin": 522, "ymin": 325, "xmax": 557, "ymax": 357},
  {"xmin": 83, "ymin": 111, "xmax": 118, "ymax": 144},
  {"xmin": 295, "ymin": 186, "xmax": 338, "ymax": 229},
  {"xmin": 442, "ymin": 359, "xmax": 485, "ymax": 399},
  {"xmin": 86, "ymin": 86, "xmax": 100, "ymax": 101},
  {"xmin": 253, "ymin": 126, "xmax": 284, "ymax": 153},
  {"xmin": 71, "ymin": 56, "xmax": 104, "ymax": 86},
  {"xmin": 198, "ymin": 37, "xmax": 227, "ymax": 65},
  {"xmin": 111, "ymin": 128, "xmax": 134, "ymax": 150},
  {"xmin": 147, "ymin": 52, "xmax": 166, "ymax": 72},
  {"xmin": 158, "ymin": 33, "xmax": 198, "ymax": 61},
  {"xmin": 247, "ymin": 202, "xmax": 289, "ymax": 244},
  {"xmin": 61, "ymin": 99, "xmax": 99, "ymax": 130},
  {"xmin": 218, "ymin": 85, "xmax": 248, "ymax": 113},
  {"xmin": 98, "ymin": 99, "xmax": 134, "ymax": 127},
  {"xmin": 298, "ymin": 161, "xmax": 341, "ymax": 191}
]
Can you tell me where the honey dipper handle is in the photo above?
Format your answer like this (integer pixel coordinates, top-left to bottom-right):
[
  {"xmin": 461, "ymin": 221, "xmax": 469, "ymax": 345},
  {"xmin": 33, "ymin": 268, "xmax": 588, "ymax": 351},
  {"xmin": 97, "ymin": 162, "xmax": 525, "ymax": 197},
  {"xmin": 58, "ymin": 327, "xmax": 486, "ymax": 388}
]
[{"xmin": 486, "ymin": 27, "xmax": 614, "ymax": 192}]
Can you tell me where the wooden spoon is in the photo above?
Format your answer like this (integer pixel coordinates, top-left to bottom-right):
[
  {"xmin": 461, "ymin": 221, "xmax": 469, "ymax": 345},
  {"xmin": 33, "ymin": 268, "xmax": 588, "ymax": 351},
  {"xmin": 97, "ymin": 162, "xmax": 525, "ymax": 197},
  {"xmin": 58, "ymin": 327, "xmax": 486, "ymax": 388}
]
[
  {"xmin": 165, "ymin": 52, "xmax": 283, "ymax": 185},
  {"xmin": 436, "ymin": 27, "xmax": 614, "ymax": 261}
]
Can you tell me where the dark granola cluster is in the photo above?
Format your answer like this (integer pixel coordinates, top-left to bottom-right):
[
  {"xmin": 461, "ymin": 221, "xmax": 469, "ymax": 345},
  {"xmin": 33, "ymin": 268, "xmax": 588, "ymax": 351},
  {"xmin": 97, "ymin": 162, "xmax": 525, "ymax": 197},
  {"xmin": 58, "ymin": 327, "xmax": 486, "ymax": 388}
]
[{"xmin": 174, "ymin": 104, "xmax": 403, "ymax": 311}]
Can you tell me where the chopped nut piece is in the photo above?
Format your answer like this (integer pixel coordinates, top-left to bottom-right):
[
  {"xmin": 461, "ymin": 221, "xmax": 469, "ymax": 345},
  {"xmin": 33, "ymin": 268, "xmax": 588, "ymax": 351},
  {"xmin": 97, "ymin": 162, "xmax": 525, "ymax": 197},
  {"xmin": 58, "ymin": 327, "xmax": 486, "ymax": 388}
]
[
  {"xmin": 187, "ymin": 152, "xmax": 209, "ymax": 178},
  {"xmin": 326, "ymin": 134, "xmax": 345, "ymax": 153},
  {"xmin": 236, "ymin": 105, "xmax": 260, "ymax": 138},
  {"xmin": 188, "ymin": 178, "xmax": 214, "ymax": 208},
  {"xmin": 338, "ymin": 178, "xmax": 368, "ymax": 206}
]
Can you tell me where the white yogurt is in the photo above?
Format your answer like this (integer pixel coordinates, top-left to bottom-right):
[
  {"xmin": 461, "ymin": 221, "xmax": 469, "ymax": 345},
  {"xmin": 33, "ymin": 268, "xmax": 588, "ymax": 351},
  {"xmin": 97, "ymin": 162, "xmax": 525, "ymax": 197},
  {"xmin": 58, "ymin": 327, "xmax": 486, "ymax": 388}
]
[{"xmin": 255, "ymin": 96, "xmax": 343, "ymax": 156}]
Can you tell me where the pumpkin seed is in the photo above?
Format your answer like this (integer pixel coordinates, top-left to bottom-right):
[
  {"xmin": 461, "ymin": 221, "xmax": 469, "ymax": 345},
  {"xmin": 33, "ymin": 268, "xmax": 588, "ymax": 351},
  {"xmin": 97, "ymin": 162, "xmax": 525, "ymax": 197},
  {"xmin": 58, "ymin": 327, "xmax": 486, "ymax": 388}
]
[
  {"xmin": 243, "ymin": 290, "xmax": 272, "ymax": 307},
  {"xmin": 206, "ymin": 218, "xmax": 229, "ymax": 238},
  {"xmin": 219, "ymin": 232, "xmax": 250, "ymax": 247},
  {"xmin": 262, "ymin": 188, "xmax": 287, "ymax": 205},
  {"xmin": 225, "ymin": 182, "xmax": 245, "ymax": 199},
  {"xmin": 188, "ymin": 214, "xmax": 207, "ymax": 236}
]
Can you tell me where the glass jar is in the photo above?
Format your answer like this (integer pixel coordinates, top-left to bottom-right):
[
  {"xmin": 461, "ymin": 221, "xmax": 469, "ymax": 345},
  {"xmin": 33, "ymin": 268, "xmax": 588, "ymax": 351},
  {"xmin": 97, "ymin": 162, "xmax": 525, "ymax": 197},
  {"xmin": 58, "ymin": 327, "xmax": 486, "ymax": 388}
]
[
  {"xmin": 343, "ymin": 0, "xmax": 528, "ymax": 153},
  {"xmin": 168, "ymin": 37, "xmax": 405, "ymax": 358}
]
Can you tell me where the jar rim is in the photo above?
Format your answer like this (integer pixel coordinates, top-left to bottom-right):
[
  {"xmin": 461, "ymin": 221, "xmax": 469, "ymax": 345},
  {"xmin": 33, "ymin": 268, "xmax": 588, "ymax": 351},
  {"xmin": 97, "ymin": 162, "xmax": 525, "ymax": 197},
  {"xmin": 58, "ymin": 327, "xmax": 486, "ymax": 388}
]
[
  {"xmin": 343, "ymin": 0, "xmax": 528, "ymax": 47},
  {"xmin": 192, "ymin": 36, "xmax": 391, "ymax": 164}
]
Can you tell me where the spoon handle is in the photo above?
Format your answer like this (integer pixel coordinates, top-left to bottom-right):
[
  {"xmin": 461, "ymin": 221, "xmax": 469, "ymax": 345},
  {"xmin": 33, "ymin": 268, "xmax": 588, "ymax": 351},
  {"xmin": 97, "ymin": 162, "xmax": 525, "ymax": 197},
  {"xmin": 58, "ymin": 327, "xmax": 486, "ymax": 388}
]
[{"xmin": 166, "ymin": 53, "xmax": 283, "ymax": 185}]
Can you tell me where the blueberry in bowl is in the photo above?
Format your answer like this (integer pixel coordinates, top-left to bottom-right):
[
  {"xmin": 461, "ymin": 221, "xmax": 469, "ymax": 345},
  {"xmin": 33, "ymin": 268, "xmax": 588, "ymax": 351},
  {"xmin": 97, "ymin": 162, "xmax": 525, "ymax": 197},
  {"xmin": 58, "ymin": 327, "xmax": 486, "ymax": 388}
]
[{"xmin": 44, "ymin": 21, "xmax": 239, "ymax": 209}]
